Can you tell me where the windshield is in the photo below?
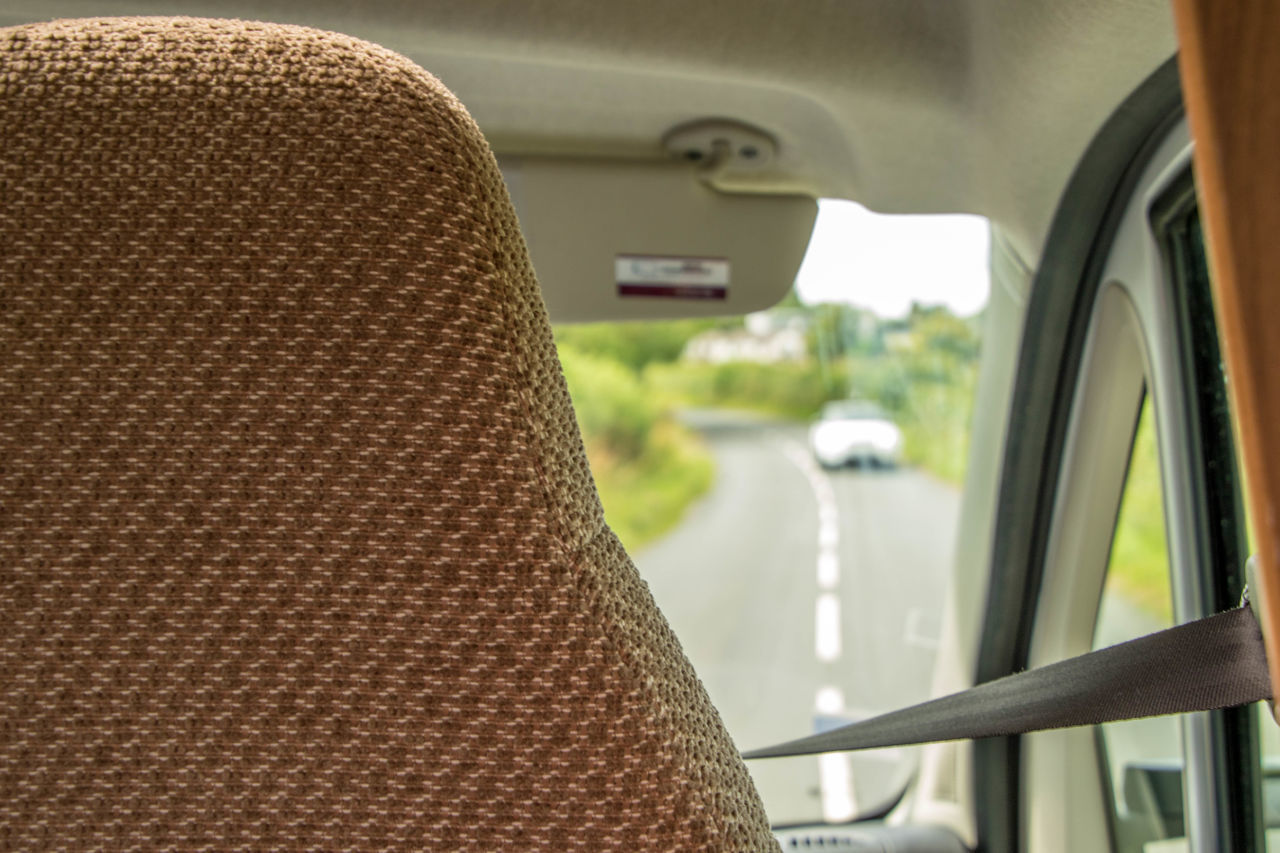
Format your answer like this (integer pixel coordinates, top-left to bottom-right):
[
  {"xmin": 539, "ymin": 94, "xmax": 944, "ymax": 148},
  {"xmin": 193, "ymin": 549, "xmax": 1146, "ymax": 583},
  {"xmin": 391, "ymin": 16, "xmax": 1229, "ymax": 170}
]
[{"xmin": 555, "ymin": 200, "xmax": 990, "ymax": 824}]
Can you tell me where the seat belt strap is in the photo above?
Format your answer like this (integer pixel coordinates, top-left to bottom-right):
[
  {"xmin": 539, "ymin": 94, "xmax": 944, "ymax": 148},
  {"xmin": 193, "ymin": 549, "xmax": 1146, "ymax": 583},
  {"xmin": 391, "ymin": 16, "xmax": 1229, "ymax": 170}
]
[{"xmin": 743, "ymin": 604, "xmax": 1270, "ymax": 760}]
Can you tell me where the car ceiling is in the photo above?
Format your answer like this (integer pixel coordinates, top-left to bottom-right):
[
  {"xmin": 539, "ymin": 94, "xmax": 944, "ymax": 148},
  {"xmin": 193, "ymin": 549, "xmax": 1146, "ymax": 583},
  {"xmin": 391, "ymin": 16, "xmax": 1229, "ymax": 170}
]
[{"xmin": 1, "ymin": 0, "xmax": 1176, "ymax": 270}]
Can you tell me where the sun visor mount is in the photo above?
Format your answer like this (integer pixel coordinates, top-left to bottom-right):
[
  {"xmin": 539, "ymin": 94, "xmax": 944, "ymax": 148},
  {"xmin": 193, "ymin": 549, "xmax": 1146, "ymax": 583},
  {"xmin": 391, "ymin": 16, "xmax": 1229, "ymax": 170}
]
[{"xmin": 662, "ymin": 118, "xmax": 778, "ymax": 184}]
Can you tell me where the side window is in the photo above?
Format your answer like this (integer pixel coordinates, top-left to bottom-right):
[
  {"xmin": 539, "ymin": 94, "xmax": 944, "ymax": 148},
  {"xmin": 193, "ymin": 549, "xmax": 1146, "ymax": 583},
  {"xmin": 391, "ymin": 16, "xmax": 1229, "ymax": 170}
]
[{"xmin": 1095, "ymin": 399, "xmax": 1181, "ymax": 852}]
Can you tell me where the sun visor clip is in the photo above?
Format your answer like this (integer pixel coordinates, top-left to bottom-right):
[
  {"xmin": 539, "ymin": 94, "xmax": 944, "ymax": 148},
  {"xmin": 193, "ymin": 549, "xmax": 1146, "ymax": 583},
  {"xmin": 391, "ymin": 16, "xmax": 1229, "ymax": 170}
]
[{"xmin": 663, "ymin": 119, "xmax": 777, "ymax": 185}]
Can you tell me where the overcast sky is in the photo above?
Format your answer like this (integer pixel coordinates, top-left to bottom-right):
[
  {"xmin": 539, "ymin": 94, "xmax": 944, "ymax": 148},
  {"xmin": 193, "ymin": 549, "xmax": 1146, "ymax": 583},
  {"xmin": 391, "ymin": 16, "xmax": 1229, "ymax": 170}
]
[{"xmin": 794, "ymin": 199, "xmax": 991, "ymax": 318}]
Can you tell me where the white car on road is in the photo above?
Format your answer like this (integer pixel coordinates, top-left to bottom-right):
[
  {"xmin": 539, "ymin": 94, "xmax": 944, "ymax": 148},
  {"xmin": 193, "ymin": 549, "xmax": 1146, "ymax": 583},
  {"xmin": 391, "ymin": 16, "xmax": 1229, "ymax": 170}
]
[{"xmin": 809, "ymin": 400, "xmax": 903, "ymax": 470}]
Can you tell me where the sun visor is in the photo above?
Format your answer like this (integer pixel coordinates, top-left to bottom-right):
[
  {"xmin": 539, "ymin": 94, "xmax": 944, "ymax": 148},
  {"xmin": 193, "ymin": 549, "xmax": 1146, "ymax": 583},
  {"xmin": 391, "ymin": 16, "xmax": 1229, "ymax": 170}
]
[{"xmin": 499, "ymin": 157, "xmax": 817, "ymax": 323}]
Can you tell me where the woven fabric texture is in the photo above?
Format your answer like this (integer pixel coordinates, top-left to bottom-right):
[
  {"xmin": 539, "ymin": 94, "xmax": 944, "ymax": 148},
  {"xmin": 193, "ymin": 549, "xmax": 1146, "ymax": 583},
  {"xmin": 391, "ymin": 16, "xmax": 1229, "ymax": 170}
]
[{"xmin": 0, "ymin": 17, "xmax": 777, "ymax": 851}]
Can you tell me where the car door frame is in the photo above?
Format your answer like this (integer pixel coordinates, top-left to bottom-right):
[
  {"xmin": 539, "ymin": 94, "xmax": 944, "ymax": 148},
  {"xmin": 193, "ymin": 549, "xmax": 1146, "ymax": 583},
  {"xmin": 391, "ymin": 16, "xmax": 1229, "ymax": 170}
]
[{"xmin": 970, "ymin": 55, "xmax": 1262, "ymax": 852}]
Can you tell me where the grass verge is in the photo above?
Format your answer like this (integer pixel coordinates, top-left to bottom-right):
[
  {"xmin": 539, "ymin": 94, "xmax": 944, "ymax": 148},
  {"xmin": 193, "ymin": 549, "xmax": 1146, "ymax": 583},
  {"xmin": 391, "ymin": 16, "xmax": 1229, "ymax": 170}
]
[
  {"xmin": 557, "ymin": 344, "xmax": 715, "ymax": 552},
  {"xmin": 584, "ymin": 419, "xmax": 715, "ymax": 552}
]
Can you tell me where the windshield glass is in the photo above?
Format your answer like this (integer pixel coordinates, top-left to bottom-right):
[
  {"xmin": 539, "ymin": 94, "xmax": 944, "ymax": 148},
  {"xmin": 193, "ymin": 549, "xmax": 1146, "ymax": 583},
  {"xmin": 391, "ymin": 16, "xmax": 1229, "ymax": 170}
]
[{"xmin": 554, "ymin": 200, "xmax": 990, "ymax": 825}]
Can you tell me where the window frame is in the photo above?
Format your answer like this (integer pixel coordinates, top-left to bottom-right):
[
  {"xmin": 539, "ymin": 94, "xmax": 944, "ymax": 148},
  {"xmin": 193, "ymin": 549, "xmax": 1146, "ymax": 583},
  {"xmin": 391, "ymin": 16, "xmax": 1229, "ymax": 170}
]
[{"xmin": 978, "ymin": 69, "xmax": 1266, "ymax": 849}]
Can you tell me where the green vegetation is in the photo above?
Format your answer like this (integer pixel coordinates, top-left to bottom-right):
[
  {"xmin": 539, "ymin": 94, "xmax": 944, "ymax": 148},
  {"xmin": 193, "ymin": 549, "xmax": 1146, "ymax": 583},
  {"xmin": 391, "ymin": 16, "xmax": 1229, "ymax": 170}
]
[
  {"xmin": 555, "ymin": 298, "xmax": 984, "ymax": 553},
  {"xmin": 645, "ymin": 304, "xmax": 981, "ymax": 485},
  {"xmin": 893, "ymin": 361, "xmax": 977, "ymax": 485},
  {"xmin": 556, "ymin": 344, "xmax": 714, "ymax": 551},
  {"xmin": 1107, "ymin": 404, "xmax": 1173, "ymax": 622},
  {"xmin": 556, "ymin": 318, "xmax": 729, "ymax": 373},
  {"xmin": 646, "ymin": 360, "xmax": 841, "ymax": 420},
  {"xmin": 556, "ymin": 299, "xmax": 1170, "ymax": 617}
]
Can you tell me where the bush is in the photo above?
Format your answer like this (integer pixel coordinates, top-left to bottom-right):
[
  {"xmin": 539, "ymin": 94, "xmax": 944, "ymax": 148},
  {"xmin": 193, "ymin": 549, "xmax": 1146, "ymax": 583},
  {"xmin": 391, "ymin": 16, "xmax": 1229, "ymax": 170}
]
[
  {"xmin": 591, "ymin": 420, "xmax": 715, "ymax": 549},
  {"xmin": 558, "ymin": 345, "xmax": 658, "ymax": 462},
  {"xmin": 646, "ymin": 351, "xmax": 976, "ymax": 485},
  {"xmin": 554, "ymin": 319, "xmax": 730, "ymax": 373},
  {"xmin": 556, "ymin": 343, "xmax": 715, "ymax": 551},
  {"xmin": 646, "ymin": 360, "xmax": 845, "ymax": 419},
  {"xmin": 896, "ymin": 367, "xmax": 976, "ymax": 485}
]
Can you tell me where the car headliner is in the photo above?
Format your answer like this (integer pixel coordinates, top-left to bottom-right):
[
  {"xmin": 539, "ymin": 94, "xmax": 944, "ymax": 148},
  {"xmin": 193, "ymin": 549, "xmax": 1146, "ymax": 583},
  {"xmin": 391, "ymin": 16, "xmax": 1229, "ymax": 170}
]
[{"xmin": 0, "ymin": 0, "xmax": 1175, "ymax": 275}]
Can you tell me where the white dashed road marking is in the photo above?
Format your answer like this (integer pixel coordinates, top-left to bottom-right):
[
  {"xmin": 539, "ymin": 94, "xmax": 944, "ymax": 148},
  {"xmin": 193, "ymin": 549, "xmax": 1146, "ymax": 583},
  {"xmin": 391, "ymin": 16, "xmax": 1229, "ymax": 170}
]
[
  {"xmin": 818, "ymin": 753, "xmax": 858, "ymax": 822},
  {"xmin": 817, "ymin": 548, "xmax": 839, "ymax": 590},
  {"xmin": 815, "ymin": 593, "xmax": 842, "ymax": 662},
  {"xmin": 818, "ymin": 519, "xmax": 839, "ymax": 549},
  {"xmin": 778, "ymin": 440, "xmax": 842, "ymax": 597},
  {"xmin": 812, "ymin": 686, "xmax": 857, "ymax": 821},
  {"xmin": 815, "ymin": 685, "xmax": 846, "ymax": 715},
  {"xmin": 780, "ymin": 439, "xmax": 858, "ymax": 821}
]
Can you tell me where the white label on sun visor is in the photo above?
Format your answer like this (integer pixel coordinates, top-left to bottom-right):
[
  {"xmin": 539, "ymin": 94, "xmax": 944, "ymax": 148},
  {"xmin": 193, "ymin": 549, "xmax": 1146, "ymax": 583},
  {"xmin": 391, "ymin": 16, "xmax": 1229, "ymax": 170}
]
[{"xmin": 615, "ymin": 254, "xmax": 730, "ymax": 300}]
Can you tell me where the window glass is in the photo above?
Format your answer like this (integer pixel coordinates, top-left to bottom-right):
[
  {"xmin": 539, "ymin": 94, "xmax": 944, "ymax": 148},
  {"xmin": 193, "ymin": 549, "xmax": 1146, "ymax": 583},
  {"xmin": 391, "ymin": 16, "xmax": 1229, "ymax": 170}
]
[
  {"xmin": 554, "ymin": 201, "xmax": 989, "ymax": 824},
  {"xmin": 1095, "ymin": 400, "xmax": 1182, "ymax": 853}
]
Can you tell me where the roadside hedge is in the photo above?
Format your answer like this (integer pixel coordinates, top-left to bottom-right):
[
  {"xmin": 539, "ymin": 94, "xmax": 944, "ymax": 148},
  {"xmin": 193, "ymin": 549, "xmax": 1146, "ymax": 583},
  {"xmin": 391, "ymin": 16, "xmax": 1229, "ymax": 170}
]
[{"xmin": 556, "ymin": 344, "xmax": 714, "ymax": 550}]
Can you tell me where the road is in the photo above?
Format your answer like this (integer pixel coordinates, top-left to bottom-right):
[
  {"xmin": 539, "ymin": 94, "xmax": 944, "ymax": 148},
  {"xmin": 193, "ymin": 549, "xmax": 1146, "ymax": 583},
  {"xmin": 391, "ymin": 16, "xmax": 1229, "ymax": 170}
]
[{"xmin": 632, "ymin": 410, "xmax": 959, "ymax": 825}]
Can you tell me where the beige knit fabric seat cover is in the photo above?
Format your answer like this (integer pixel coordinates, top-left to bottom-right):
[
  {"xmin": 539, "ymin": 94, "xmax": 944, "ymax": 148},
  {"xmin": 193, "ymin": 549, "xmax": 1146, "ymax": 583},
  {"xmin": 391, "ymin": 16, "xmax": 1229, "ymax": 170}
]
[{"xmin": 0, "ymin": 18, "xmax": 778, "ymax": 851}]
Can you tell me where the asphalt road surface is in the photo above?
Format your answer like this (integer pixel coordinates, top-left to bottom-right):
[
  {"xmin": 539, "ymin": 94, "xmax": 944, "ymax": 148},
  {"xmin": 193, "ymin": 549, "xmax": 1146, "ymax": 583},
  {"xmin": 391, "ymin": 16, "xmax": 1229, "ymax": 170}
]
[{"xmin": 633, "ymin": 410, "xmax": 959, "ymax": 825}]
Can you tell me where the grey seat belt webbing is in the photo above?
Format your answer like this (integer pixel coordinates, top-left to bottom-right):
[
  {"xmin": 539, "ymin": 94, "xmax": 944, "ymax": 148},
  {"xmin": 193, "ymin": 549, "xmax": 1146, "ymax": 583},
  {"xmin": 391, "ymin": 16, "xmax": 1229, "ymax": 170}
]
[{"xmin": 743, "ymin": 604, "xmax": 1271, "ymax": 760}]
